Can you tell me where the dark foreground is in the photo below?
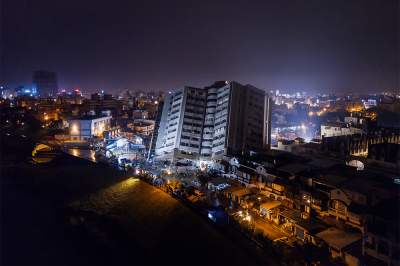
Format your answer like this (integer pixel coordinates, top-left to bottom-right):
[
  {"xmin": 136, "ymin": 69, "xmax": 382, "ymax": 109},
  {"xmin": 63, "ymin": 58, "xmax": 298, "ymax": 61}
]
[{"xmin": 1, "ymin": 135, "xmax": 275, "ymax": 265}]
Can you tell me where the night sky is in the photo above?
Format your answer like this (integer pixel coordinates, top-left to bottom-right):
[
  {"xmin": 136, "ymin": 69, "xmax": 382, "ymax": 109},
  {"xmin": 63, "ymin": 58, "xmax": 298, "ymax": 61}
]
[{"xmin": 2, "ymin": 0, "xmax": 399, "ymax": 93}]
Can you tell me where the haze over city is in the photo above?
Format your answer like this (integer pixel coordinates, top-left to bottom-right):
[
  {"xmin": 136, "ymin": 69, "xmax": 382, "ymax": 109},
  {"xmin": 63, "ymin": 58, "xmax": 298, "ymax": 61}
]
[{"xmin": 2, "ymin": 0, "xmax": 399, "ymax": 93}]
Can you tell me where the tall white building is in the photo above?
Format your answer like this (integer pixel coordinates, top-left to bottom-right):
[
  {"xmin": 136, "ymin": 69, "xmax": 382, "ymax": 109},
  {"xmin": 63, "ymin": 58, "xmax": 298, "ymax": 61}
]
[{"xmin": 154, "ymin": 81, "xmax": 271, "ymax": 162}]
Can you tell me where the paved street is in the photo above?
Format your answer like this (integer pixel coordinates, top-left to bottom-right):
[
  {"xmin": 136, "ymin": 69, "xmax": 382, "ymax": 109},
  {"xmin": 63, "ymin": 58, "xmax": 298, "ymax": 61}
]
[{"xmin": 253, "ymin": 215, "xmax": 286, "ymax": 240}]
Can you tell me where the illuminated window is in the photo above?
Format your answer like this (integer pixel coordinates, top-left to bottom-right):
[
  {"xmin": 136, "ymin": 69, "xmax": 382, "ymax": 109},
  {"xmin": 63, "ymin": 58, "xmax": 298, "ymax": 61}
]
[{"xmin": 71, "ymin": 123, "xmax": 79, "ymax": 134}]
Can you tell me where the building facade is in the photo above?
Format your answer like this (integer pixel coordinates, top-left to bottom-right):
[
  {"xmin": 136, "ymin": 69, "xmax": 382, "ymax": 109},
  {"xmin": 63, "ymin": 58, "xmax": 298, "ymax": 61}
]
[
  {"xmin": 321, "ymin": 121, "xmax": 363, "ymax": 138},
  {"xmin": 154, "ymin": 81, "xmax": 271, "ymax": 161},
  {"xmin": 68, "ymin": 116, "xmax": 112, "ymax": 141}
]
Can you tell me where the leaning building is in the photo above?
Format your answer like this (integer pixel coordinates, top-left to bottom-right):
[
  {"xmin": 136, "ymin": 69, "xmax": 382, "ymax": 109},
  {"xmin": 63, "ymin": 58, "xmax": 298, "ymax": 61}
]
[{"xmin": 154, "ymin": 81, "xmax": 271, "ymax": 162}]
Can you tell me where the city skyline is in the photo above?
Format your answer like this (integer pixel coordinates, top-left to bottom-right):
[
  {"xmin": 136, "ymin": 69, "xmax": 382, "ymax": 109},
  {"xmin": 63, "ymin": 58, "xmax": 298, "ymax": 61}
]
[
  {"xmin": 2, "ymin": 1, "xmax": 400, "ymax": 265},
  {"xmin": 2, "ymin": 0, "xmax": 399, "ymax": 93}
]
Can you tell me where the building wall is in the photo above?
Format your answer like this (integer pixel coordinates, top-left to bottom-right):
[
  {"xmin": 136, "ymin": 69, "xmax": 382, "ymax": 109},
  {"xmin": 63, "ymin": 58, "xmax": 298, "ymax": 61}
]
[
  {"xmin": 226, "ymin": 83, "xmax": 269, "ymax": 156},
  {"xmin": 69, "ymin": 116, "xmax": 111, "ymax": 141},
  {"xmin": 321, "ymin": 125, "xmax": 362, "ymax": 138},
  {"xmin": 154, "ymin": 81, "xmax": 271, "ymax": 161},
  {"xmin": 209, "ymin": 82, "xmax": 231, "ymax": 158},
  {"xmin": 154, "ymin": 90, "xmax": 184, "ymax": 160},
  {"xmin": 200, "ymin": 87, "xmax": 217, "ymax": 157},
  {"xmin": 177, "ymin": 87, "xmax": 206, "ymax": 157}
]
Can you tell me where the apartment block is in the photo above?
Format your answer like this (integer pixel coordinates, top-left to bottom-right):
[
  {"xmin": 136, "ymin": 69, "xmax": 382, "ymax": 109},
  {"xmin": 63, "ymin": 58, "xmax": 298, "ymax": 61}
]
[{"xmin": 154, "ymin": 81, "xmax": 271, "ymax": 161}]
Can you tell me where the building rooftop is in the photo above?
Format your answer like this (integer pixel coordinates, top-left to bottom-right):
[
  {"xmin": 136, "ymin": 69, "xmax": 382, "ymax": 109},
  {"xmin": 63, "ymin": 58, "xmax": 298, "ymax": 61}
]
[
  {"xmin": 316, "ymin": 227, "xmax": 361, "ymax": 250},
  {"xmin": 307, "ymin": 157, "xmax": 338, "ymax": 169},
  {"xmin": 260, "ymin": 200, "xmax": 281, "ymax": 210},
  {"xmin": 277, "ymin": 163, "xmax": 309, "ymax": 176},
  {"xmin": 315, "ymin": 163, "xmax": 398, "ymax": 195},
  {"xmin": 323, "ymin": 121, "xmax": 352, "ymax": 128},
  {"xmin": 70, "ymin": 115, "xmax": 112, "ymax": 120},
  {"xmin": 133, "ymin": 119, "xmax": 155, "ymax": 126},
  {"xmin": 229, "ymin": 187, "xmax": 252, "ymax": 198}
]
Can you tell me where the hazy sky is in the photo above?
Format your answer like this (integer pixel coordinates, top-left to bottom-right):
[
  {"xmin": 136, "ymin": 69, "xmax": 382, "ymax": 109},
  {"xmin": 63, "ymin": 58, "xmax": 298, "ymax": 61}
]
[{"xmin": 2, "ymin": 0, "xmax": 399, "ymax": 93}]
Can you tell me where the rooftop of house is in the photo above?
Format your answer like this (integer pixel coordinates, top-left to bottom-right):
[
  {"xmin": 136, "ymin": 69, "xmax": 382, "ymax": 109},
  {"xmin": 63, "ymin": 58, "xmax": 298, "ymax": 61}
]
[
  {"xmin": 132, "ymin": 120, "xmax": 155, "ymax": 126},
  {"xmin": 279, "ymin": 207, "xmax": 302, "ymax": 221},
  {"xmin": 245, "ymin": 149, "xmax": 310, "ymax": 167},
  {"xmin": 277, "ymin": 163, "xmax": 309, "ymax": 175},
  {"xmin": 316, "ymin": 227, "xmax": 362, "ymax": 250},
  {"xmin": 70, "ymin": 115, "xmax": 112, "ymax": 121},
  {"xmin": 237, "ymin": 165, "xmax": 255, "ymax": 175},
  {"xmin": 306, "ymin": 157, "xmax": 339, "ymax": 169},
  {"xmin": 262, "ymin": 167, "xmax": 293, "ymax": 179},
  {"xmin": 222, "ymin": 186, "xmax": 252, "ymax": 197},
  {"xmin": 322, "ymin": 121, "xmax": 360, "ymax": 129},
  {"xmin": 314, "ymin": 164, "xmax": 398, "ymax": 193},
  {"xmin": 260, "ymin": 200, "xmax": 281, "ymax": 210}
]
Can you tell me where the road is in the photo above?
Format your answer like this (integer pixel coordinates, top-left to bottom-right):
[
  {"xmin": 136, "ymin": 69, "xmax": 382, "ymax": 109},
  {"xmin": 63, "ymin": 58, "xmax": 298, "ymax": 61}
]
[{"xmin": 253, "ymin": 215, "xmax": 286, "ymax": 240}]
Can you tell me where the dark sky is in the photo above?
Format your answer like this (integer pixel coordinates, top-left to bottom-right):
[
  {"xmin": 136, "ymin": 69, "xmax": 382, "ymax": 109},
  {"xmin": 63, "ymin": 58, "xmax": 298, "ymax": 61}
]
[{"xmin": 1, "ymin": 0, "xmax": 399, "ymax": 93}]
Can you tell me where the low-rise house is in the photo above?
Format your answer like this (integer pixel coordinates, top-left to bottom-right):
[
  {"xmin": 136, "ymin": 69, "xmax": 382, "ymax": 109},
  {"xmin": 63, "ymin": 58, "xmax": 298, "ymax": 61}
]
[
  {"xmin": 316, "ymin": 227, "xmax": 362, "ymax": 266},
  {"xmin": 223, "ymin": 186, "xmax": 252, "ymax": 208},
  {"xmin": 234, "ymin": 165, "xmax": 255, "ymax": 185},
  {"xmin": 129, "ymin": 119, "xmax": 155, "ymax": 136},
  {"xmin": 277, "ymin": 162, "xmax": 308, "ymax": 177},
  {"xmin": 277, "ymin": 207, "xmax": 326, "ymax": 243},
  {"xmin": 260, "ymin": 200, "xmax": 281, "ymax": 221},
  {"xmin": 363, "ymin": 198, "xmax": 400, "ymax": 266},
  {"xmin": 227, "ymin": 157, "xmax": 257, "ymax": 185},
  {"xmin": 297, "ymin": 187, "xmax": 329, "ymax": 215},
  {"xmin": 262, "ymin": 177, "xmax": 286, "ymax": 201},
  {"xmin": 68, "ymin": 115, "xmax": 112, "ymax": 141},
  {"xmin": 310, "ymin": 165, "xmax": 397, "ymax": 232}
]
